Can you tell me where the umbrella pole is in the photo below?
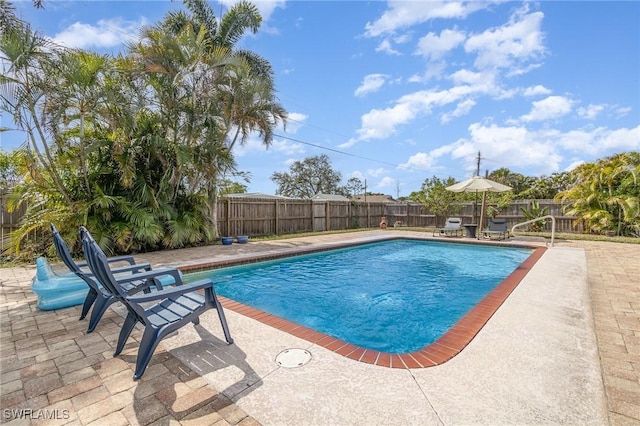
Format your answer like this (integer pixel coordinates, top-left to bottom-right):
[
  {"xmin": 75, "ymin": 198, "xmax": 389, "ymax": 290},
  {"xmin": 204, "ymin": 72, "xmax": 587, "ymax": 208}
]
[
  {"xmin": 474, "ymin": 190, "xmax": 478, "ymax": 224},
  {"xmin": 478, "ymin": 191, "xmax": 487, "ymax": 240}
]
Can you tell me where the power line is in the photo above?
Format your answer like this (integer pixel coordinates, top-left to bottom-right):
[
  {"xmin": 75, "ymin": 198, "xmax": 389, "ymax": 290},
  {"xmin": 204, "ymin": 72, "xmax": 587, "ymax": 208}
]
[
  {"xmin": 272, "ymin": 132, "xmax": 481, "ymax": 181},
  {"xmin": 274, "ymin": 133, "xmax": 412, "ymax": 171}
]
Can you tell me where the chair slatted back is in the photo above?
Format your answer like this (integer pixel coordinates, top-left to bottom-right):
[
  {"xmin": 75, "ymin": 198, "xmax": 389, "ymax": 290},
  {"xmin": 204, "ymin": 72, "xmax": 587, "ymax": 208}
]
[
  {"xmin": 80, "ymin": 227, "xmax": 125, "ymax": 299},
  {"xmin": 51, "ymin": 223, "xmax": 81, "ymax": 274}
]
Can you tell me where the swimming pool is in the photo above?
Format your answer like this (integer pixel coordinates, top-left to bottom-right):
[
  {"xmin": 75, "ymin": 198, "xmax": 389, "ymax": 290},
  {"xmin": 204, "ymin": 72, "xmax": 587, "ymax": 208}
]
[{"xmin": 186, "ymin": 239, "xmax": 536, "ymax": 354}]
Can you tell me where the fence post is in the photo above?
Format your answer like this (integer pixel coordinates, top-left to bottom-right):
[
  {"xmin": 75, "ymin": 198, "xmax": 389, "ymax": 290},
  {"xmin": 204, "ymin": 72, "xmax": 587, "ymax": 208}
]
[
  {"xmin": 310, "ymin": 200, "xmax": 314, "ymax": 232},
  {"xmin": 226, "ymin": 198, "xmax": 231, "ymax": 237},
  {"xmin": 406, "ymin": 202, "xmax": 410, "ymax": 226},
  {"xmin": 325, "ymin": 202, "xmax": 330, "ymax": 231},
  {"xmin": 275, "ymin": 199, "xmax": 279, "ymax": 235}
]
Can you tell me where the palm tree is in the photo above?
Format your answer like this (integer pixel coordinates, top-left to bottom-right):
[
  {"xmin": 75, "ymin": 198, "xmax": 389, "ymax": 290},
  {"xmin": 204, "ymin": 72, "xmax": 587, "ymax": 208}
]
[
  {"xmin": 555, "ymin": 152, "xmax": 639, "ymax": 236},
  {"xmin": 130, "ymin": 0, "xmax": 287, "ymax": 238},
  {"xmin": 0, "ymin": 14, "xmax": 73, "ymax": 205}
]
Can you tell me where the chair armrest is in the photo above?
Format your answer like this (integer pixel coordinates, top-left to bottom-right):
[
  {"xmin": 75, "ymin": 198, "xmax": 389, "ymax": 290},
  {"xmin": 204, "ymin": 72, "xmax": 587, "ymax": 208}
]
[
  {"xmin": 106, "ymin": 255, "xmax": 137, "ymax": 266},
  {"xmin": 114, "ymin": 267, "xmax": 183, "ymax": 286},
  {"xmin": 126, "ymin": 279, "xmax": 213, "ymax": 303},
  {"xmin": 110, "ymin": 263, "xmax": 152, "ymax": 274}
]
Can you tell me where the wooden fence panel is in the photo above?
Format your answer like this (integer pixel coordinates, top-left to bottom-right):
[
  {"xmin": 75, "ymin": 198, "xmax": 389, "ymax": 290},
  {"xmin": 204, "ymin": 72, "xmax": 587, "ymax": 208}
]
[
  {"xmin": 277, "ymin": 200, "xmax": 313, "ymax": 234},
  {"xmin": 1, "ymin": 192, "xmax": 27, "ymax": 252},
  {"xmin": 328, "ymin": 202, "xmax": 350, "ymax": 231}
]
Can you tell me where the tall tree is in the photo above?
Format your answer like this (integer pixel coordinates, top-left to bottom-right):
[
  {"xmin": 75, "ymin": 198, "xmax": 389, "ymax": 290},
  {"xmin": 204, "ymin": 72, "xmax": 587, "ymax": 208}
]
[
  {"xmin": 344, "ymin": 177, "xmax": 364, "ymax": 197},
  {"xmin": 134, "ymin": 0, "xmax": 287, "ymax": 238},
  {"xmin": 0, "ymin": 14, "xmax": 73, "ymax": 205},
  {"xmin": 408, "ymin": 176, "xmax": 462, "ymax": 227},
  {"xmin": 271, "ymin": 154, "xmax": 343, "ymax": 198}
]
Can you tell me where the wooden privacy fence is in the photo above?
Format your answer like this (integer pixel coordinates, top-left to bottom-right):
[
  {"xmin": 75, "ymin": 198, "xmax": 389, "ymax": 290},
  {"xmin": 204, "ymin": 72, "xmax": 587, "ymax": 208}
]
[
  {"xmin": 215, "ymin": 197, "xmax": 581, "ymax": 237},
  {"xmin": 0, "ymin": 194, "xmax": 582, "ymax": 250}
]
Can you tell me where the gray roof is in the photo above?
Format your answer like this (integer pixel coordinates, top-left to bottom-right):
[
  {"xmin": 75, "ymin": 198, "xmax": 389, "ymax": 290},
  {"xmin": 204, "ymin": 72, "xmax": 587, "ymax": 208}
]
[
  {"xmin": 351, "ymin": 194, "xmax": 396, "ymax": 203},
  {"xmin": 311, "ymin": 193, "xmax": 350, "ymax": 201},
  {"xmin": 225, "ymin": 192, "xmax": 291, "ymax": 200}
]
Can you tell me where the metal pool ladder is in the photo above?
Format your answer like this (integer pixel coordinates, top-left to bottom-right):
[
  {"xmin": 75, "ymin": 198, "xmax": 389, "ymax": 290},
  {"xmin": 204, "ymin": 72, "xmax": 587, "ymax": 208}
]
[{"xmin": 511, "ymin": 215, "xmax": 556, "ymax": 247}]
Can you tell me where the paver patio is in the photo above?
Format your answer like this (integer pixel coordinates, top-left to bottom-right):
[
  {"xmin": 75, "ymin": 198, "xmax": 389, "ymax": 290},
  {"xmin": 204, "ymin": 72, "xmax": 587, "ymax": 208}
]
[{"xmin": 1, "ymin": 231, "xmax": 638, "ymax": 425}]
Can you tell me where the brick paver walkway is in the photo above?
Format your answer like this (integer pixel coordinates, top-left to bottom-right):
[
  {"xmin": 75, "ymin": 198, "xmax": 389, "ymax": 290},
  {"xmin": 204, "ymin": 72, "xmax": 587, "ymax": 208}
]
[
  {"xmin": 1, "ymin": 234, "xmax": 639, "ymax": 425},
  {"xmin": 564, "ymin": 241, "xmax": 640, "ymax": 425}
]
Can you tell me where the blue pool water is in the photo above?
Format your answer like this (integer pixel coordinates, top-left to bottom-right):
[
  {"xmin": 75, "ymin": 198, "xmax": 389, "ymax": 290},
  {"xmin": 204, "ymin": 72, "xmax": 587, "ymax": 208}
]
[{"xmin": 187, "ymin": 239, "xmax": 533, "ymax": 353}]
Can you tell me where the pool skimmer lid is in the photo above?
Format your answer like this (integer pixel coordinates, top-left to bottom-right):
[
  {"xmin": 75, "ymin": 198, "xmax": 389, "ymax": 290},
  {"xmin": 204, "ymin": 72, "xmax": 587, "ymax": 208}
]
[{"xmin": 276, "ymin": 348, "xmax": 312, "ymax": 368}]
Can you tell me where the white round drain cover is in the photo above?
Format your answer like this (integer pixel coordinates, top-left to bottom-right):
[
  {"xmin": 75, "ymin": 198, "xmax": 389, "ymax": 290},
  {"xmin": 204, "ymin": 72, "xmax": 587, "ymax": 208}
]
[{"xmin": 276, "ymin": 348, "xmax": 312, "ymax": 368}]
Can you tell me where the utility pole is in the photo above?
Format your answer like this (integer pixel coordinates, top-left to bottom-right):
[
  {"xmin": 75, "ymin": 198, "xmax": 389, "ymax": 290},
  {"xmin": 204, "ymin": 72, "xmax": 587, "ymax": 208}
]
[
  {"xmin": 364, "ymin": 179, "xmax": 367, "ymax": 202},
  {"xmin": 475, "ymin": 151, "xmax": 481, "ymax": 176}
]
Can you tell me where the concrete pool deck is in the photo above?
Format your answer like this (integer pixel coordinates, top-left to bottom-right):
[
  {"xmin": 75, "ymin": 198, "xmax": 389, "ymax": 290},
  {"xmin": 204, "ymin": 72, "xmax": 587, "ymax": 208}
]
[{"xmin": 1, "ymin": 230, "xmax": 639, "ymax": 425}]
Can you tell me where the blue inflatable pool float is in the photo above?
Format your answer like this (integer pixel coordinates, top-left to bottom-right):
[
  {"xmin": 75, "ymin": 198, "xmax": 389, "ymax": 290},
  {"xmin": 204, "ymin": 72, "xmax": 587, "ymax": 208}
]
[
  {"xmin": 32, "ymin": 257, "xmax": 89, "ymax": 310},
  {"xmin": 31, "ymin": 257, "xmax": 181, "ymax": 311}
]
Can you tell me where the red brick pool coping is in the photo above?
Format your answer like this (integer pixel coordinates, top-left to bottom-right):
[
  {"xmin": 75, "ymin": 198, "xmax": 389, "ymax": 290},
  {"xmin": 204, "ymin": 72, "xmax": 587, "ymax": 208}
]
[{"xmin": 180, "ymin": 239, "xmax": 547, "ymax": 369}]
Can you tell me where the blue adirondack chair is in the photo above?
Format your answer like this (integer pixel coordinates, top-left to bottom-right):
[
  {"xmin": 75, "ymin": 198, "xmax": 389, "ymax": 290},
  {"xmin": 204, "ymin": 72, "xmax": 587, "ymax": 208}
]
[
  {"xmin": 51, "ymin": 224, "xmax": 175, "ymax": 332},
  {"xmin": 82, "ymin": 227, "xmax": 234, "ymax": 380}
]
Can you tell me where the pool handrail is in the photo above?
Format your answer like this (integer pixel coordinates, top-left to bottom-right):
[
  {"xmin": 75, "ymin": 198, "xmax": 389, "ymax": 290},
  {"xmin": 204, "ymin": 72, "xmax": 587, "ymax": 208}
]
[{"xmin": 511, "ymin": 215, "xmax": 556, "ymax": 247}]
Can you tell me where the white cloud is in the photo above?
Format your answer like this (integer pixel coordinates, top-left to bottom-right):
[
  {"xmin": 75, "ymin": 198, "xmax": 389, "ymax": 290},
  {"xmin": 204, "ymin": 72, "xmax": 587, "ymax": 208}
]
[
  {"xmin": 283, "ymin": 112, "xmax": 308, "ymax": 134},
  {"xmin": 342, "ymin": 80, "xmax": 497, "ymax": 148},
  {"xmin": 464, "ymin": 9, "xmax": 546, "ymax": 72},
  {"xmin": 564, "ymin": 160, "xmax": 585, "ymax": 172},
  {"xmin": 350, "ymin": 171, "xmax": 365, "ymax": 180},
  {"xmin": 449, "ymin": 68, "xmax": 484, "ymax": 85},
  {"xmin": 52, "ymin": 18, "xmax": 146, "ymax": 49},
  {"xmin": 394, "ymin": 34, "xmax": 411, "ymax": 44},
  {"xmin": 615, "ymin": 106, "xmax": 632, "ymax": 118},
  {"xmin": 364, "ymin": 1, "xmax": 492, "ymax": 37},
  {"xmin": 367, "ymin": 168, "xmax": 386, "ymax": 177},
  {"xmin": 399, "ymin": 144, "xmax": 456, "ymax": 171},
  {"xmin": 522, "ymin": 85, "xmax": 552, "ymax": 97},
  {"xmin": 409, "ymin": 62, "xmax": 448, "ymax": 82},
  {"xmin": 355, "ymin": 74, "xmax": 388, "ymax": 97},
  {"xmin": 270, "ymin": 138, "xmax": 306, "ymax": 155},
  {"xmin": 343, "ymin": 102, "xmax": 416, "ymax": 146},
  {"xmin": 377, "ymin": 176, "xmax": 396, "ymax": 188},
  {"xmin": 234, "ymin": 136, "xmax": 304, "ymax": 157},
  {"xmin": 375, "ymin": 39, "xmax": 401, "ymax": 55},
  {"xmin": 399, "ymin": 152, "xmax": 437, "ymax": 171},
  {"xmin": 416, "ymin": 29, "xmax": 466, "ymax": 61},
  {"xmin": 520, "ymin": 95, "xmax": 573, "ymax": 122},
  {"xmin": 441, "ymin": 99, "xmax": 476, "ymax": 123},
  {"xmin": 577, "ymin": 104, "xmax": 606, "ymax": 120},
  {"xmin": 453, "ymin": 123, "xmax": 563, "ymax": 175},
  {"xmin": 425, "ymin": 123, "xmax": 640, "ymax": 177},
  {"xmin": 558, "ymin": 126, "xmax": 640, "ymax": 154}
]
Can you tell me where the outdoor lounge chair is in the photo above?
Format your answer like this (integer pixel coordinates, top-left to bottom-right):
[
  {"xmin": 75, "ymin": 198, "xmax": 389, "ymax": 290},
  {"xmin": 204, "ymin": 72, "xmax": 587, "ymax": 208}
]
[
  {"xmin": 51, "ymin": 223, "xmax": 152, "ymax": 324},
  {"xmin": 82, "ymin": 227, "xmax": 234, "ymax": 380},
  {"xmin": 433, "ymin": 217, "xmax": 464, "ymax": 237},
  {"xmin": 482, "ymin": 218, "xmax": 509, "ymax": 240}
]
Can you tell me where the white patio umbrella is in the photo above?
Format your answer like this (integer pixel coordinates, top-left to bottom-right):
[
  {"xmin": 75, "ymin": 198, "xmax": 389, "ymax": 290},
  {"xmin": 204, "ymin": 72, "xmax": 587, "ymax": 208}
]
[{"xmin": 446, "ymin": 176, "xmax": 512, "ymax": 236}]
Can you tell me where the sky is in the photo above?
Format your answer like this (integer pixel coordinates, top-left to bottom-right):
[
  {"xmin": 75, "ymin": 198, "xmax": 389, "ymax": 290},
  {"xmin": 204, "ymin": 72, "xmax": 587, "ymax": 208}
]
[{"xmin": 2, "ymin": 0, "xmax": 639, "ymax": 197}]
